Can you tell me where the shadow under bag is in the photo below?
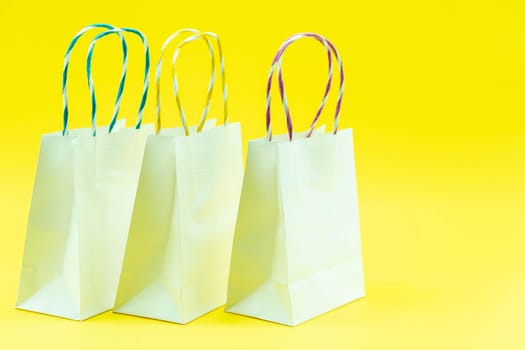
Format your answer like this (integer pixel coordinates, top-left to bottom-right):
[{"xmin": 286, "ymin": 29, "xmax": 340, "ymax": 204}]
[
  {"xmin": 16, "ymin": 24, "xmax": 154, "ymax": 320},
  {"xmin": 226, "ymin": 33, "xmax": 365, "ymax": 326}
]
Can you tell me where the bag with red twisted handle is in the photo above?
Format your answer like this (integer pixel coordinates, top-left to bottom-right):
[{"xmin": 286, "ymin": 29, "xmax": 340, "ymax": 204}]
[{"xmin": 226, "ymin": 33, "xmax": 365, "ymax": 326}]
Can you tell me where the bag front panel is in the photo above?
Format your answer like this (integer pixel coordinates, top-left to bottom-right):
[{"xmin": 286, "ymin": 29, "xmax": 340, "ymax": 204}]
[
  {"xmin": 76, "ymin": 128, "xmax": 152, "ymax": 318},
  {"xmin": 277, "ymin": 129, "xmax": 364, "ymax": 324},
  {"xmin": 114, "ymin": 135, "xmax": 184, "ymax": 321}
]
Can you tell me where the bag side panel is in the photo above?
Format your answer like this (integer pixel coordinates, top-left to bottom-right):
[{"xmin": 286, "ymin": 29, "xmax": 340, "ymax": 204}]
[
  {"xmin": 114, "ymin": 136, "xmax": 184, "ymax": 323},
  {"xmin": 226, "ymin": 140, "xmax": 292, "ymax": 325},
  {"xmin": 280, "ymin": 130, "xmax": 365, "ymax": 325}
]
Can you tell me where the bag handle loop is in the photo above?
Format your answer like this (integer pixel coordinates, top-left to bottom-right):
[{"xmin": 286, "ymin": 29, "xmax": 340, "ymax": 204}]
[
  {"xmin": 61, "ymin": 23, "xmax": 125, "ymax": 136},
  {"xmin": 86, "ymin": 27, "xmax": 150, "ymax": 136},
  {"xmin": 265, "ymin": 33, "xmax": 344, "ymax": 141},
  {"xmin": 155, "ymin": 29, "xmax": 213, "ymax": 133},
  {"xmin": 170, "ymin": 31, "xmax": 228, "ymax": 136}
]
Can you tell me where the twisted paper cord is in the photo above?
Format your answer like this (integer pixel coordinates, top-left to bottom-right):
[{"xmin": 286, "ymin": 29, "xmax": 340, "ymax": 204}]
[
  {"xmin": 155, "ymin": 28, "xmax": 211, "ymax": 133},
  {"xmin": 62, "ymin": 23, "xmax": 125, "ymax": 136},
  {"xmin": 171, "ymin": 31, "xmax": 227, "ymax": 136},
  {"xmin": 265, "ymin": 33, "xmax": 344, "ymax": 141},
  {"xmin": 265, "ymin": 33, "xmax": 332, "ymax": 141},
  {"xmin": 122, "ymin": 27, "xmax": 150, "ymax": 130},
  {"xmin": 87, "ymin": 27, "xmax": 150, "ymax": 136}
]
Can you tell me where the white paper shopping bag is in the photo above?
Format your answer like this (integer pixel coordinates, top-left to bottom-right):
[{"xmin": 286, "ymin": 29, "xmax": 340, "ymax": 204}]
[
  {"xmin": 16, "ymin": 24, "xmax": 154, "ymax": 320},
  {"xmin": 226, "ymin": 33, "xmax": 365, "ymax": 326},
  {"xmin": 114, "ymin": 30, "xmax": 243, "ymax": 324}
]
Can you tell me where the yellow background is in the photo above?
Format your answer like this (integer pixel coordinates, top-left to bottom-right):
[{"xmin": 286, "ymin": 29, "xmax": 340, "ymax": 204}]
[{"xmin": 1, "ymin": 0, "xmax": 524, "ymax": 348}]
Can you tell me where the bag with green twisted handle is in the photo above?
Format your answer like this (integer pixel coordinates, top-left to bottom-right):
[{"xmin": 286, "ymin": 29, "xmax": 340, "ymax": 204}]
[{"xmin": 16, "ymin": 24, "xmax": 154, "ymax": 320}]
